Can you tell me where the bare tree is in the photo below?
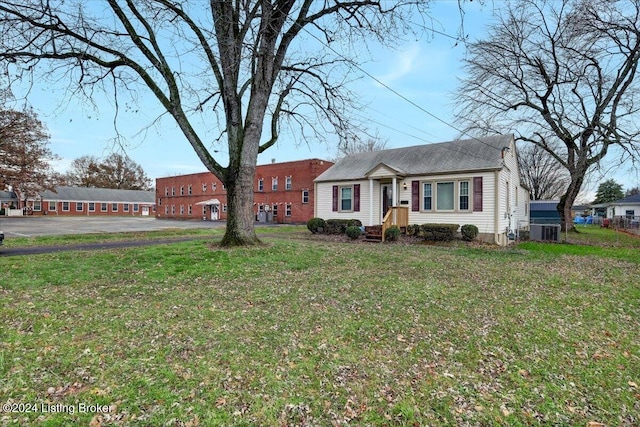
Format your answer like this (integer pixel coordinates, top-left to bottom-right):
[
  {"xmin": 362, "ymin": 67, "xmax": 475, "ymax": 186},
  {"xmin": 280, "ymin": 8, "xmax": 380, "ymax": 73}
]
[
  {"xmin": 0, "ymin": 108, "xmax": 60, "ymax": 206},
  {"xmin": 66, "ymin": 153, "xmax": 152, "ymax": 190},
  {"xmin": 517, "ymin": 143, "xmax": 569, "ymax": 200},
  {"xmin": 0, "ymin": 1, "xmax": 431, "ymax": 246},
  {"xmin": 455, "ymin": 0, "xmax": 640, "ymax": 230},
  {"xmin": 336, "ymin": 133, "xmax": 388, "ymax": 158}
]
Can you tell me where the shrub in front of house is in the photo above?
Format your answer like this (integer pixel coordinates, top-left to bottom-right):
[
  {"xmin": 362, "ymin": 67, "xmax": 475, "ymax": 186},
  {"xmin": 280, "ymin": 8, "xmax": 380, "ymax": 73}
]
[
  {"xmin": 420, "ymin": 223, "xmax": 459, "ymax": 242},
  {"xmin": 384, "ymin": 225, "xmax": 401, "ymax": 242},
  {"xmin": 325, "ymin": 219, "xmax": 363, "ymax": 234},
  {"xmin": 307, "ymin": 217, "xmax": 326, "ymax": 234},
  {"xmin": 406, "ymin": 224, "xmax": 421, "ymax": 237},
  {"xmin": 345, "ymin": 225, "xmax": 362, "ymax": 240},
  {"xmin": 461, "ymin": 224, "xmax": 479, "ymax": 241}
]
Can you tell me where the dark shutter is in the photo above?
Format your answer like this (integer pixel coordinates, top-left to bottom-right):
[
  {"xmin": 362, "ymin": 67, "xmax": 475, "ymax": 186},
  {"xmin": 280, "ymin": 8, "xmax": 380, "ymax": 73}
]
[
  {"xmin": 353, "ymin": 184, "xmax": 360, "ymax": 212},
  {"xmin": 411, "ymin": 180, "xmax": 420, "ymax": 212},
  {"xmin": 332, "ymin": 185, "xmax": 338, "ymax": 212},
  {"xmin": 473, "ymin": 177, "xmax": 483, "ymax": 212}
]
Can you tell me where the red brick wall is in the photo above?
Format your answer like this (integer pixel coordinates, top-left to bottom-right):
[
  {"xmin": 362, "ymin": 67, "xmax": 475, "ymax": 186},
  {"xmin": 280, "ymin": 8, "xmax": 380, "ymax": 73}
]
[{"xmin": 156, "ymin": 158, "xmax": 333, "ymax": 223}]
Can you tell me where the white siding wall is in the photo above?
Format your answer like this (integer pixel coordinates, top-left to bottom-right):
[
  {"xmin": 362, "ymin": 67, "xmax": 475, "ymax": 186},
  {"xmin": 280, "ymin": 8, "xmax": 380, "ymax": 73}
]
[
  {"xmin": 403, "ymin": 172, "xmax": 497, "ymax": 236},
  {"xmin": 497, "ymin": 138, "xmax": 530, "ymax": 243},
  {"xmin": 315, "ymin": 180, "xmax": 374, "ymax": 224}
]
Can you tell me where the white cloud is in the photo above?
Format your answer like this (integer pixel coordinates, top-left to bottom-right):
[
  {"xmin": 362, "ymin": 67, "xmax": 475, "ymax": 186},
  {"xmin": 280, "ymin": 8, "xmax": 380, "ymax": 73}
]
[{"xmin": 374, "ymin": 44, "xmax": 423, "ymax": 86}]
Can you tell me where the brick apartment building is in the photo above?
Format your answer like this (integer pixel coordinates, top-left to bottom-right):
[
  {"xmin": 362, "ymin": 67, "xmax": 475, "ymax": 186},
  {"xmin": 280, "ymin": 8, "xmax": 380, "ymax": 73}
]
[{"xmin": 156, "ymin": 158, "xmax": 333, "ymax": 223}]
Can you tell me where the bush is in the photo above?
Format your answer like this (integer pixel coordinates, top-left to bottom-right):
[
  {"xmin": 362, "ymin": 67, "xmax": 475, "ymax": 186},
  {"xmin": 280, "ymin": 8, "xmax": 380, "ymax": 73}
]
[
  {"xmin": 306, "ymin": 217, "xmax": 326, "ymax": 234},
  {"xmin": 461, "ymin": 224, "xmax": 479, "ymax": 241},
  {"xmin": 345, "ymin": 225, "xmax": 362, "ymax": 240},
  {"xmin": 324, "ymin": 219, "xmax": 362, "ymax": 234},
  {"xmin": 406, "ymin": 224, "xmax": 421, "ymax": 237},
  {"xmin": 420, "ymin": 223, "xmax": 459, "ymax": 242},
  {"xmin": 384, "ymin": 225, "xmax": 401, "ymax": 242}
]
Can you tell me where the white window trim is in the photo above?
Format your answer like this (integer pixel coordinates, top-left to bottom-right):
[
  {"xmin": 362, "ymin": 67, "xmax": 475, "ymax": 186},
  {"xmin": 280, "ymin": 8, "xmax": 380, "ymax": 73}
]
[{"xmin": 339, "ymin": 185, "xmax": 354, "ymax": 213}]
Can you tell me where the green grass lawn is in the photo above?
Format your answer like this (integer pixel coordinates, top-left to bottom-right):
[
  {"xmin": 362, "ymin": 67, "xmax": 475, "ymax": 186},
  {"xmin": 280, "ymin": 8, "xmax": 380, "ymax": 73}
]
[{"xmin": 1, "ymin": 228, "xmax": 638, "ymax": 426}]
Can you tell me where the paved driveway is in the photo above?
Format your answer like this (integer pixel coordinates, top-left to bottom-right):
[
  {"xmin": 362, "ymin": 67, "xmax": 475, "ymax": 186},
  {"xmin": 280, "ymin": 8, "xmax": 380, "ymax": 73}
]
[{"xmin": 0, "ymin": 216, "xmax": 226, "ymax": 238}]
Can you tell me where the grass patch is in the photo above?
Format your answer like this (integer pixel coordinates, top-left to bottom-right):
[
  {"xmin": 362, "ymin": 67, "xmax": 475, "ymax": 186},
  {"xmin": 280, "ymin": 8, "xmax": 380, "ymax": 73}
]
[
  {"xmin": 0, "ymin": 233, "xmax": 638, "ymax": 425},
  {"xmin": 1, "ymin": 225, "xmax": 306, "ymax": 248}
]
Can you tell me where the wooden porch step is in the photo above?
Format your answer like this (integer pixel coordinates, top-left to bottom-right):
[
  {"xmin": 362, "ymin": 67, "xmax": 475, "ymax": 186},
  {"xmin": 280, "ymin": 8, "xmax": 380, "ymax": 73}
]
[{"xmin": 364, "ymin": 225, "xmax": 383, "ymax": 242}]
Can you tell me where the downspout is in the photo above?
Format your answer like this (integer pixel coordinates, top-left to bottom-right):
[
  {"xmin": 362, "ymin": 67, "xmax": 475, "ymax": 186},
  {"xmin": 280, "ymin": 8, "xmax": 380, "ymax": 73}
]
[
  {"xmin": 392, "ymin": 176, "xmax": 398, "ymax": 225},
  {"xmin": 494, "ymin": 170, "xmax": 501, "ymax": 245}
]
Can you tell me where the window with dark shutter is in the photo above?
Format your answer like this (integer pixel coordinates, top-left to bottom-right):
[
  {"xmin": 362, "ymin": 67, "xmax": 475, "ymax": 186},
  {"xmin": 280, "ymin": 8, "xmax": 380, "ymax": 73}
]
[
  {"xmin": 411, "ymin": 181, "xmax": 420, "ymax": 211},
  {"xmin": 473, "ymin": 177, "xmax": 483, "ymax": 212},
  {"xmin": 332, "ymin": 185, "xmax": 338, "ymax": 212},
  {"xmin": 353, "ymin": 184, "xmax": 360, "ymax": 212}
]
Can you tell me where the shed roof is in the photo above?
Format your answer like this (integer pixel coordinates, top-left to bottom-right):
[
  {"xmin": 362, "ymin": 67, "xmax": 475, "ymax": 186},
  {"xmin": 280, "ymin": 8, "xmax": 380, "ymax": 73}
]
[
  {"xmin": 41, "ymin": 186, "xmax": 155, "ymax": 203},
  {"xmin": 315, "ymin": 134, "xmax": 513, "ymax": 182}
]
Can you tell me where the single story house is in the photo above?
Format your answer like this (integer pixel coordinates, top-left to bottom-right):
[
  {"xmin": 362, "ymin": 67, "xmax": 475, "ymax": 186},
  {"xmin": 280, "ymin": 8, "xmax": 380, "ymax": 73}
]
[
  {"xmin": 314, "ymin": 134, "xmax": 530, "ymax": 245},
  {"xmin": 606, "ymin": 193, "xmax": 640, "ymax": 220},
  {"xmin": 36, "ymin": 186, "xmax": 156, "ymax": 216}
]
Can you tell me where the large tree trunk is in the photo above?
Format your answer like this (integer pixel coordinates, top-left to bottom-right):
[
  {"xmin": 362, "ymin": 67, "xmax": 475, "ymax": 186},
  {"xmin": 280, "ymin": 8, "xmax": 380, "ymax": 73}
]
[
  {"xmin": 221, "ymin": 162, "xmax": 261, "ymax": 246},
  {"xmin": 557, "ymin": 173, "xmax": 584, "ymax": 232}
]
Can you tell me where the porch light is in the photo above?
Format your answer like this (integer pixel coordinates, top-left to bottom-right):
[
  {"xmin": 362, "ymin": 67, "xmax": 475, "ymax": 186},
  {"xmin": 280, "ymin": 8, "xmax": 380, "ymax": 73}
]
[{"xmin": 403, "ymin": 182, "xmax": 408, "ymax": 190}]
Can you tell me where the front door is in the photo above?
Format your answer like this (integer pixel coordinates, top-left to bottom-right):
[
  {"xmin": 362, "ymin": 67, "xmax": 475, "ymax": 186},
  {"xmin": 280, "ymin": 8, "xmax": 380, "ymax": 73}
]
[
  {"xmin": 381, "ymin": 184, "xmax": 393, "ymax": 222},
  {"xmin": 211, "ymin": 205, "xmax": 219, "ymax": 220},
  {"xmin": 142, "ymin": 206, "xmax": 150, "ymax": 216}
]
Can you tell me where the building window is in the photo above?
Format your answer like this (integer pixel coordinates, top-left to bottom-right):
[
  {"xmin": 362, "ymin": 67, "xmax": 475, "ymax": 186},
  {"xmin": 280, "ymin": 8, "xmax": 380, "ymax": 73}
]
[
  {"xmin": 302, "ymin": 190, "xmax": 309, "ymax": 204},
  {"xmin": 258, "ymin": 178, "xmax": 264, "ymax": 192},
  {"xmin": 158, "ymin": 198, "xmax": 162, "ymax": 206},
  {"xmin": 202, "ymin": 206, "xmax": 206, "ymax": 215},
  {"xmin": 188, "ymin": 205, "xmax": 192, "ymax": 215},
  {"xmin": 62, "ymin": 202, "xmax": 70, "ymax": 211},
  {"xmin": 112, "ymin": 203, "xmax": 118, "ymax": 212},
  {"xmin": 626, "ymin": 210, "xmax": 635, "ymax": 219},
  {"xmin": 459, "ymin": 181, "xmax": 470, "ymax": 211},
  {"xmin": 180, "ymin": 205, "xmax": 184, "ymax": 215},
  {"xmin": 212, "ymin": 182, "xmax": 217, "ymax": 192},
  {"xmin": 171, "ymin": 186, "xmax": 175, "ymax": 196},
  {"xmin": 258, "ymin": 204, "xmax": 265, "ymax": 212},
  {"xmin": 123, "ymin": 203, "xmax": 130, "ymax": 212},
  {"xmin": 171, "ymin": 205, "xmax": 175, "ymax": 215},
  {"xmin": 286, "ymin": 176, "xmax": 292, "ymax": 190},
  {"xmin": 76, "ymin": 202, "xmax": 83, "ymax": 212},
  {"xmin": 272, "ymin": 204, "xmax": 278, "ymax": 217},
  {"xmin": 272, "ymin": 177, "xmax": 278, "ymax": 191},
  {"xmin": 88, "ymin": 202, "xmax": 95, "ymax": 212},
  {"xmin": 133, "ymin": 204, "xmax": 139, "ymax": 212},
  {"xmin": 436, "ymin": 182, "xmax": 455, "ymax": 211},
  {"xmin": 202, "ymin": 183, "xmax": 207, "ymax": 192},
  {"xmin": 165, "ymin": 206, "xmax": 169, "ymax": 215},
  {"xmin": 285, "ymin": 203, "xmax": 292, "ymax": 217},
  {"xmin": 188, "ymin": 185, "xmax": 192, "ymax": 195},
  {"xmin": 165, "ymin": 187, "xmax": 169, "ymax": 196},
  {"xmin": 222, "ymin": 204, "xmax": 227, "ymax": 212},
  {"xmin": 48, "ymin": 201, "xmax": 56, "ymax": 211},
  {"xmin": 340, "ymin": 186, "xmax": 352, "ymax": 212},
  {"xmin": 101, "ymin": 203, "xmax": 108, "ymax": 212},
  {"xmin": 180, "ymin": 186, "xmax": 184, "ymax": 196},
  {"xmin": 423, "ymin": 183, "xmax": 432, "ymax": 211},
  {"xmin": 33, "ymin": 201, "xmax": 42, "ymax": 211}
]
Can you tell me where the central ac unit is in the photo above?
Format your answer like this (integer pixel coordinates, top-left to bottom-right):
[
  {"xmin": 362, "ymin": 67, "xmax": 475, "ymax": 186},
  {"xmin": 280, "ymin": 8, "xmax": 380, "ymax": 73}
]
[{"xmin": 530, "ymin": 224, "xmax": 561, "ymax": 242}]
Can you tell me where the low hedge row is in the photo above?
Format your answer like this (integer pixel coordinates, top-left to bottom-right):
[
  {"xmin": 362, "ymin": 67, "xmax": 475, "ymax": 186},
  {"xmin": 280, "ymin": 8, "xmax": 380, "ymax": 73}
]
[
  {"xmin": 307, "ymin": 217, "xmax": 362, "ymax": 235},
  {"xmin": 307, "ymin": 218, "xmax": 479, "ymax": 243}
]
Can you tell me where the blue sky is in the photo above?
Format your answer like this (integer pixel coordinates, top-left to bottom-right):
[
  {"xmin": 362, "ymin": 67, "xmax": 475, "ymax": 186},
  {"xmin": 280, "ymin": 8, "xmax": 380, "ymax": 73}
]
[{"xmin": 11, "ymin": 1, "xmax": 640, "ymax": 198}]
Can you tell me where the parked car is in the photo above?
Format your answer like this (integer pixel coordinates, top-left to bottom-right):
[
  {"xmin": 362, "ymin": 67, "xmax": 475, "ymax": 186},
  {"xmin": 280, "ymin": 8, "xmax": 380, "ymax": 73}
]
[{"xmin": 0, "ymin": 228, "xmax": 3, "ymax": 246}]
